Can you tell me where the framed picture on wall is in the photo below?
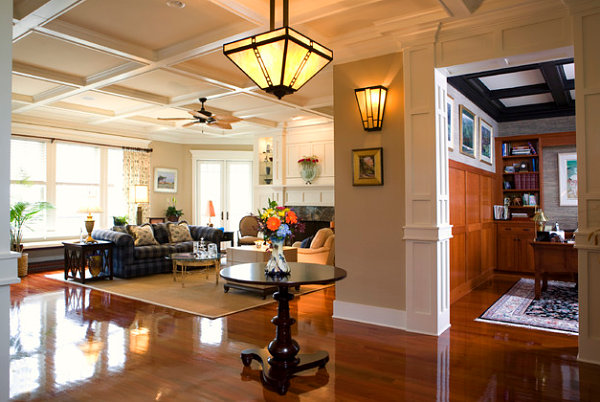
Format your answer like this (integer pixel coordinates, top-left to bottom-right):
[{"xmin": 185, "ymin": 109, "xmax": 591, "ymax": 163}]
[
  {"xmin": 447, "ymin": 95, "xmax": 454, "ymax": 150},
  {"xmin": 154, "ymin": 168, "xmax": 178, "ymax": 193},
  {"xmin": 479, "ymin": 118, "xmax": 493, "ymax": 165},
  {"xmin": 352, "ymin": 147, "xmax": 383, "ymax": 186},
  {"xmin": 558, "ymin": 152, "xmax": 577, "ymax": 206},
  {"xmin": 459, "ymin": 105, "xmax": 476, "ymax": 158}
]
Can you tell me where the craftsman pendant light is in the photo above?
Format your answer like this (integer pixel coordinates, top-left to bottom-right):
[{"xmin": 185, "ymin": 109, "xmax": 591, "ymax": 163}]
[
  {"xmin": 355, "ymin": 85, "xmax": 388, "ymax": 131},
  {"xmin": 223, "ymin": 0, "xmax": 333, "ymax": 99}
]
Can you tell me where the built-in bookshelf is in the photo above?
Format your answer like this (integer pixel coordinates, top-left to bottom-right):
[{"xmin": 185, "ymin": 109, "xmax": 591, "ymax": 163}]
[{"xmin": 499, "ymin": 137, "xmax": 542, "ymax": 219}]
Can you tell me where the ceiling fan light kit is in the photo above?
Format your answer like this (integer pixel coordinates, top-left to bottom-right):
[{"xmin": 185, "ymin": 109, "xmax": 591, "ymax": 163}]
[
  {"xmin": 223, "ymin": 0, "xmax": 333, "ymax": 99},
  {"xmin": 157, "ymin": 98, "xmax": 239, "ymax": 130}
]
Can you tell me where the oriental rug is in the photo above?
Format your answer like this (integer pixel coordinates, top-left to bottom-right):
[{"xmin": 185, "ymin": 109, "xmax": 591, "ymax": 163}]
[
  {"xmin": 46, "ymin": 272, "xmax": 331, "ymax": 319},
  {"xmin": 476, "ymin": 278, "xmax": 578, "ymax": 334}
]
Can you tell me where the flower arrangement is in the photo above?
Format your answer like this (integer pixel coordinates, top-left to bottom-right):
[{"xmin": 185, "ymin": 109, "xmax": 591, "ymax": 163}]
[
  {"xmin": 258, "ymin": 199, "xmax": 301, "ymax": 242},
  {"xmin": 298, "ymin": 155, "xmax": 319, "ymax": 165}
]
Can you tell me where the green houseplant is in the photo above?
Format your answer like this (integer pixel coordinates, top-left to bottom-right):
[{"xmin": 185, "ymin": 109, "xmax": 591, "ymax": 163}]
[
  {"xmin": 165, "ymin": 197, "xmax": 183, "ymax": 222},
  {"xmin": 10, "ymin": 201, "xmax": 53, "ymax": 277}
]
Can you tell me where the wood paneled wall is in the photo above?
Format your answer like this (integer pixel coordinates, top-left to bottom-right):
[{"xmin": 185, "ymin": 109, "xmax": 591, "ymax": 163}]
[{"xmin": 449, "ymin": 160, "xmax": 496, "ymax": 303}]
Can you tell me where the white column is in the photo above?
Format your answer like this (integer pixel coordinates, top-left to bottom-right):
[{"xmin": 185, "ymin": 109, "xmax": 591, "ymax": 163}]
[
  {"xmin": 1, "ymin": 1, "xmax": 20, "ymax": 401},
  {"xmin": 403, "ymin": 45, "xmax": 452, "ymax": 335},
  {"xmin": 571, "ymin": 2, "xmax": 600, "ymax": 365}
]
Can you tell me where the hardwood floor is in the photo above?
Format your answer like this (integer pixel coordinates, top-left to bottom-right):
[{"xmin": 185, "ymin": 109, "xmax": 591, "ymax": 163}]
[{"xmin": 8, "ymin": 272, "xmax": 600, "ymax": 401}]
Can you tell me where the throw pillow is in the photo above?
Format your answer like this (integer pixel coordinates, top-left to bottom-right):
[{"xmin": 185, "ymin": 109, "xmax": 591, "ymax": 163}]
[
  {"xmin": 112, "ymin": 226, "xmax": 127, "ymax": 234},
  {"xmin": 300, "ymin": 235, "xmax": 314, "ymax": 248},
  {"xmin": 130, "ymin": 224, "xmax": 159, "ymax": 246},
  {"xmin": 167, "ymin": 221, "xmax": 193, "ymax": 243}
]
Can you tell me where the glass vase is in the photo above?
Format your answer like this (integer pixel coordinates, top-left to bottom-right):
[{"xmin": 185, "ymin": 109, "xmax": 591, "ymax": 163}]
[
  {"xmin": 265, "ymin": 238, "xmax": 290, "ymax": 276},
  {"xmin": 299, "ymin": 163, "xmax": 317, "ymax": 184}
]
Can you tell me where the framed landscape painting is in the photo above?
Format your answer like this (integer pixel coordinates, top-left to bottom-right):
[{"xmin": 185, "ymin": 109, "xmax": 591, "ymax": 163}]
[
  {"xmin": 352, "ymin": 147, "xmax": 383, "ymax": 186},
  {"xmin": 154, "ymin": 168, "xmax": 177, "ymax": 193},
  {"xmin": 447, "ymin": 95, "xmax": 454, "ymax": 150},
  {"xmin": 459, "ymin": 105, "xmax": 476, "ymax": 158},
  {"xmin": 558, "ymin": 152, "xmax": 577, "ymax": 206},
  {"xmin": 479, "ymin": 118, "xmax": 493, "ymax": 165}
]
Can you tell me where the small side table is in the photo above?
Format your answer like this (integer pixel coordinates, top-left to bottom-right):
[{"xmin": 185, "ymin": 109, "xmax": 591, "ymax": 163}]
[{"xmin": 63, "ymin": 240, "xmax": 114, "ymax": 283}]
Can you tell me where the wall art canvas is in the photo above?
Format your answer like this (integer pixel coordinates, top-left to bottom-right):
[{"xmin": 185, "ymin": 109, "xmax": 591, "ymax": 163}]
[
  {"xmin": 154, "ymin": 168, "xmax": 178, "ymax": 193},
  {"xmin": 447, "ymin": 95, "xmax": 454, "ymax": 150},
  {"xmin": 558, "ymin": 152, "xmax": 577, "ymax": 206},
  {"xmin": 479, "ymin": 118, "xmax": 493, "ymax": 165},
  {"xmin": 459, "ymin": 104, "xmax": 476, "ymax": 158},
  {"xmin": 352, "ymin": 148, "xmax": 383, "ymax": 186}
]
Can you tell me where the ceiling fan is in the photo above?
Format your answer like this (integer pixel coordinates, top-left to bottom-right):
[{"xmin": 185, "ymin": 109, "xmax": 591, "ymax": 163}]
[{"xmin": 158, "ymin": 97, "xmax": 241, "ymax": 129}]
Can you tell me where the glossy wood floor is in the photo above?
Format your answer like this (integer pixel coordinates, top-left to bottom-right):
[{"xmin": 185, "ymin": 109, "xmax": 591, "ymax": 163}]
[{"xmin": 9, "ymin": 272, "xmax": 600, "ymax": 401}]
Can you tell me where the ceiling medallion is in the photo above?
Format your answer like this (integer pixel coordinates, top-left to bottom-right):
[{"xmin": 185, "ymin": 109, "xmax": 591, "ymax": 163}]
[{"xmin": 223, "ymin": 0, "xmax": 333, "ymax": 99}]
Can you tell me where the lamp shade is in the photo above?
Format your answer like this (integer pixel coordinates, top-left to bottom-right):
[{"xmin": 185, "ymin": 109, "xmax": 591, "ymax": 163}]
[
  {"xmin": 134, "ymin": 185, "xmax": 149, "ymax": 204},
  {"xmin": 206, "ymin": 200, "xmax": 216, "ymax": 217},
  {"xmin": 355, "ymin": 85, "xmax": 388, "ymax": 131},
  {"xmin": 223, "ymin": 28, "xmax": 332, "ymax": 99}
]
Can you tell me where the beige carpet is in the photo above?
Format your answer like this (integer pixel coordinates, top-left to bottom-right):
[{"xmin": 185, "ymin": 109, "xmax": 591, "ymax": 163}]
[{"xmin": 46, "ymin": 271, "xmax": 331, "ymax": 319}]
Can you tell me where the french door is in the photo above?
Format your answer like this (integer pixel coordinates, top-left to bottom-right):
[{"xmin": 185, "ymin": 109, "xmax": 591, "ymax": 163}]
[{"xmin": 195, "ymin": 159, "xmax": 253, "ymax": 233}]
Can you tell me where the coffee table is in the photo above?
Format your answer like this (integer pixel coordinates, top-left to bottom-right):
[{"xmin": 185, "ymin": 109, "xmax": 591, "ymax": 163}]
[
  {"xmin": 168, "ymin": 252, "xmax": 220, "ymax": 287},
  {"xmin": 220, "ymin": 262, "xmax": 347, "ymax": 395}
]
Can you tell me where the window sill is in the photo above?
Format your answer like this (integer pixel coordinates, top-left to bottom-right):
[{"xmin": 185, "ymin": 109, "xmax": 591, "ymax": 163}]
[{"xmin": 22, "ymin": 239, "xmax": 79, "ymax": 250}]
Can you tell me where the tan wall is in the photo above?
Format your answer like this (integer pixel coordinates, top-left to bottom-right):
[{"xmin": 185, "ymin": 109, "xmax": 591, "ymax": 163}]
[{"xmin": 333, "ymin": 53, "xmax": 406, "ymax": 309}]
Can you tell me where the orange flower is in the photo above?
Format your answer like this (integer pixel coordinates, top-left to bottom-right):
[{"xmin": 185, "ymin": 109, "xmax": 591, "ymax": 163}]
[
  {"xmin": 286, "ymin": 211, "xmax": 298, "ymax": 224},
  {"xmin": 266, "ymin": 216, "xmax": 281, "ymax": 231}
]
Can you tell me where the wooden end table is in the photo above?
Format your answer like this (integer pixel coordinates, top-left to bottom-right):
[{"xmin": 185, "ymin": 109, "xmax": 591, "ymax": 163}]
[
  {"xmin": 220, "ymin": 262, "xmax": 346, "ymax": 395},
  {"xmin": 168, "ymin": 252, "xmax": 221, "ymax": 287},
  {"xmin": 63, "ymin": 240, "xmax": 114, "ymax": 283}
]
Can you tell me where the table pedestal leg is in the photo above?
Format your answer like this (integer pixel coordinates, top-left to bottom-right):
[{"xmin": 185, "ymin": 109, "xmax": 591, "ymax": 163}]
[{"xmin": 240, "ymin": 286, "xmax": 329, "ymax": 395}]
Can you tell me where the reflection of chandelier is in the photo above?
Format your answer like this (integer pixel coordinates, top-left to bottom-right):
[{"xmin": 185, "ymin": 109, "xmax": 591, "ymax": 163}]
[
  {"xmin": 130, "ymin": 322, "xmax": 150, "ymax": 354},
  {"xmin": 223, "ymin": 0, "xmax": 333, "ymax": 99}
]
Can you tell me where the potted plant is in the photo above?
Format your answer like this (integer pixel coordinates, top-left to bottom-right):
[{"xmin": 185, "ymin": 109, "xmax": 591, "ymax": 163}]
[
  {"xmin": 10, "ymin": 201, "xmax": 53, "ymax": 277},
  {"xmin": 165, "ymin": 197, "xmax": 183, "ymax": 222},
  {"xmin": 113, "ymin": 215, "xmax": 128, "ymax": 226}
]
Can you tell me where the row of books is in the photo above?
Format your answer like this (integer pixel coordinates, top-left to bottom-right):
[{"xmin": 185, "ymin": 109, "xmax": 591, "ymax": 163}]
[
  {"xmin": 514, "ymin": 173, "xmax": 539, "ymax": 189},
  {"xmin": 501, "ymin": 142, "xmax": 538, "ymax": 156}
]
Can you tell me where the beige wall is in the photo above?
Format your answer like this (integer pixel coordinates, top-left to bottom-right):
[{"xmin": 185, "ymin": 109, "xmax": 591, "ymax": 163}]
[
  {"xmin": 333, "ymin": 53, "xmax": 406, "ymax": 309},
  {"xmin": 149, "ymin": 141, "xmax": 253, "ymax": 223}
]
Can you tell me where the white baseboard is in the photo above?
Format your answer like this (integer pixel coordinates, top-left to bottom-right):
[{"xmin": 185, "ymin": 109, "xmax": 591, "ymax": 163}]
[{"xmin": 333, "ymin": 300, "xmax": 406, "ymax": 329}]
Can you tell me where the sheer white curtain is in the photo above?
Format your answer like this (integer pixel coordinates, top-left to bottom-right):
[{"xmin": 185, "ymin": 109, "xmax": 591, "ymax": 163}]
[{"xmin": 123, "ymin": 148, "xmax": 151, "ymax": 225}]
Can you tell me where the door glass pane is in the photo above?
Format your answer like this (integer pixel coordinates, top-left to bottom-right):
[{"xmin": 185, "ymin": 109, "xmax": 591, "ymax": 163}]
[
  {"xmin": 227, "ymin": 161, "xmax": 253, "ymax": 233},
  {"xmin": 198, "ymin": 161, "xmax": 222, "ymax": 227},
  {"xmin": 107, "ymin": 149, "xmax": 127, "ymax": 222}
]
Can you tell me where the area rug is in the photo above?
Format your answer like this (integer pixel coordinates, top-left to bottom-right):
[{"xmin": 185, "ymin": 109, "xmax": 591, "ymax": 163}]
[
  {"xmin": 476, "ymin": 278, "xmax": 578, "ymax": 334},
  {"xmin": 46, "ymin": 272, "xmax": 331, "ymax": 319}
]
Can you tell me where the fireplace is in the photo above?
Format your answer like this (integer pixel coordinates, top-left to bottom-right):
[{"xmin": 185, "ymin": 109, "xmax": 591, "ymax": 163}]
[{"xmin": 288, "ymin": 206, "xmax": 334, "ymax": 243}]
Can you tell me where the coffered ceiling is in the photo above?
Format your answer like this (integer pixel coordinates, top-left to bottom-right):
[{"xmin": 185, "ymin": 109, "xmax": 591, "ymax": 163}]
[{"xmin": 10, "ymin": 0, "xmax": 568, "ymax": 144}]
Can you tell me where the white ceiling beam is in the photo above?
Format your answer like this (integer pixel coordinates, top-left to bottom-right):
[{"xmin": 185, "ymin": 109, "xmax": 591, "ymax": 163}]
[
  {"xmin": 98, "ymin": 85, "xmax": 170, "ymax": 105},
  {"xmin": 437, "ymin": 0, "xmax": 484, "ymax": 17},
  {"xmin": 208, "ymin": 0, "xmax": 268, "ymax": 26},
  {"xmin": 13, "ymin": 0, "xmax": 87, "ymax": 41},
  {"xmin": 12, "ymin": 61, "xmax": 85, "ymax": 86}
]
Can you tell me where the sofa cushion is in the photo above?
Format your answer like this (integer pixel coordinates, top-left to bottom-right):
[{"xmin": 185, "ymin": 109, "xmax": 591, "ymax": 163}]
[
  {"xmin": 310, "ymin": 228, "xmax": 333, "ymax": 249},
  {"xmin": 172, "ymin": 241, "xmax": 194, "ymax": 253},
  {"xmin": 134, "ymin": 244, "xmax": 175, "ymax": 259},
  {"xmin": 167, "ymin": 221, "xmax": 193, "ymax": 243},
  {"xmin": 152, "ymin": 223, "xmax": 170, "ymax": 244},
  {"xmin": 112, "ymin": 226, "xmax": 128, "ymax": 234},
  {"xmin": 129, "ymin": 224, "xmax": 159, "ymax": 246}
]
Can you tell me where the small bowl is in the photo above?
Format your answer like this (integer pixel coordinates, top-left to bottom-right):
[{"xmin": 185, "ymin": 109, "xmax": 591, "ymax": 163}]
[{"xmin": 254, "ymin": 240, "xmax": 264, "ymax": 248}]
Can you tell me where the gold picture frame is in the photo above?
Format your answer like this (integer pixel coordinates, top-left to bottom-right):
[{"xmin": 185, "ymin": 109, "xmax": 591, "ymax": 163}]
[
  {"xmin": 459, "ymin": 104, "xmax": 476, "ymax": 159},
  {"xmin": 352, "ymin": 147, "xmax": 383, "ymax": 186}
]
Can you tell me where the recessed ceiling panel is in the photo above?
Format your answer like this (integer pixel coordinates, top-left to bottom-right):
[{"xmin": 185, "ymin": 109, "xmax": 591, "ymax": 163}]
[
  {"xmin": 13, "ymin": 33, "xmax": 130, "ymax": 78},
  {"xmin": 172, "ymin": 51, "xmax": 255, "ymax": 89},
  {"xmin": 479, "ymin": 69, "xmax": 545, "ymax": 90},
  {"xmin": 562, "ymin": 63, "xmax": 575, "ymax": 80},
  {"xmin": 116, "ymin": 70, "xmax": 224, "ymax": 98},
  {"xmin": 136, "ymin": 107, "xmax": 191, "ymax": 119},
  {"xmin": 12, "ymin": 74, "xmax": 61, "ymax": 96},
  {"xmin": 60, "ymin": 91, "xmax": 154, "ymax": 112},
  {"xmin": 206, "ymin": 93, "xmax": 279, "ymax": 113},
  {"xmin": 57, "ymin": 0, "xmax": 255, "ymax": 50},
  {"xmin": 499, "ymin": 93, "xmax": 554, "ymax": 108},
  {"xmin": 13, "ymin": 0, "xmax": 50, "ymax": 20}
]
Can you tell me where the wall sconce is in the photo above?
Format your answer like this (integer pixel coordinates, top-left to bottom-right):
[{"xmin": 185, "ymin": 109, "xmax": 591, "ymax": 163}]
[{"xmin": 354, "ymin": 85, "xmax": 388, "ymax": 131}]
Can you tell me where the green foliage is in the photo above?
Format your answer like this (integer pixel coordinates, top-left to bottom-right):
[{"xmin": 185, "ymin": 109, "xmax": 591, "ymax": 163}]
[
  {"xmin": 10, "ymin": 201, "xmax": 53, "ymax": 252},
  {"xmin": 165, "ymin": 197, "xmax": 183, "ymax": 218},
  {"xmin": 113, "ymin": 215, "xmax": 128, "ymax": 226}
]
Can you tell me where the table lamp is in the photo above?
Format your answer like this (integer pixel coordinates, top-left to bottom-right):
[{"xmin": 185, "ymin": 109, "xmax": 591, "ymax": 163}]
[
  {"xmin": 78, "ymin": 203, "xmax": 103, "ymax": 243},
  {"xmin": 133, "ymin": 185, "xmax": 148, "ymax": 225},
  {"xmin": 206, "ymin": 200, "xmax": 215, "ymax": 227},
  {"xmin": 532, "ymin": 208, "xmax": 548, "ymax": 232}
]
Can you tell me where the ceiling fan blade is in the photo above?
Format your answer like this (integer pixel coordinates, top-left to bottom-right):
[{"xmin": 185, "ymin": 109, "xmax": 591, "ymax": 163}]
[
  {"xmin": 182, "ymin": 121, "xmax": 199, "ymax": 128},
  {"xmin": 212, "ymin": 114, "xmax": 241, "ymax": 123},
  {"xmin": 157, "ymin": 117, "xmax": 194, "ymax": 121},
  {"xmin": 211, "ymin": 121, "xmax": 232, "ymax": 129},
  {"xmin": 188, "ymin": 110, "xmax": 205, "ymax": 118}
]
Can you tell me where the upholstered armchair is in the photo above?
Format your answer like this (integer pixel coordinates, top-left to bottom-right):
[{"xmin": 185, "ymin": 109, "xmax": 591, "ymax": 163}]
[
  {"xmin": 292, "ymin": 228, "xmax": 335, "ymax": 265},
  {"xmin": 237, "ymin": 215, "xmax": 262, "ymax": 246}
]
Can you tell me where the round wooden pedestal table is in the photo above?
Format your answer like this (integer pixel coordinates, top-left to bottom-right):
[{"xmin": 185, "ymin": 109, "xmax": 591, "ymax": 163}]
[{"xmin": 220, "ymin": 262, "xmax": 347, "ymax": 395}]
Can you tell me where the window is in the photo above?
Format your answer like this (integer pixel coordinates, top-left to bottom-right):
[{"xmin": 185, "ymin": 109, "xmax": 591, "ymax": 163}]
[{"xmin": 10, "ymin": 138, "xmax": 127, "ymax": 241}]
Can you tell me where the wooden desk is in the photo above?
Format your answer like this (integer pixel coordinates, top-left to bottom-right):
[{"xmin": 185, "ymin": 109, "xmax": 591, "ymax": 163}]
[{"xmin": 530, "ymin": 241, "xmax": 577, "ymax": 299}]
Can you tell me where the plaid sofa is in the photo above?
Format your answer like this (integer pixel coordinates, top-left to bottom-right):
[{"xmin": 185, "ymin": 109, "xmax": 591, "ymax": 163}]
[{"xmin": 92, "ymin": 223, "xmax": 224, "ymax": 278}]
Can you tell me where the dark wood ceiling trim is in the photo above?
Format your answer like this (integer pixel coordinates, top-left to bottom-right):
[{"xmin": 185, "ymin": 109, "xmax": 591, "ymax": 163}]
[
  {"xmin": 488, "ymin": 83, "xmax": 549, "ymax": 99},
  {"xmin": 540, "ymin": 62, "xmax": 570, "ymax": 106}
]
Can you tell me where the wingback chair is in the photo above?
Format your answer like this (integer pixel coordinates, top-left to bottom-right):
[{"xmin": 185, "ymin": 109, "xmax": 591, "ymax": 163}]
[
  {"xmin": 292, "ymin": 228, "xmax": 335, "ymax": 265},
  {"xmin": 237, "ymin": 215, "xmax": 262, "ymax": 246}
]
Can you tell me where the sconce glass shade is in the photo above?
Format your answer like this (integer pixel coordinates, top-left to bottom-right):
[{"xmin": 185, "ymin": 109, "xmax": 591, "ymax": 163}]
[
  {"xmin": 355, "ymin": 85, "xmax": 388, "ymax": 131},
  {"xmin": 223, "ymin": 26, "xmax": 333, "ymax": 99}
]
